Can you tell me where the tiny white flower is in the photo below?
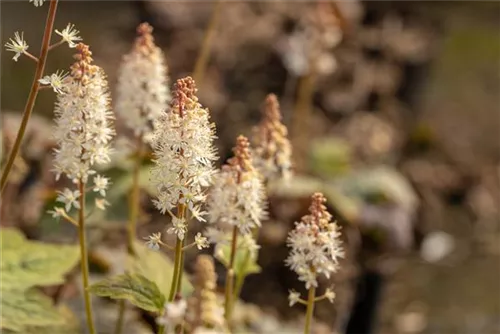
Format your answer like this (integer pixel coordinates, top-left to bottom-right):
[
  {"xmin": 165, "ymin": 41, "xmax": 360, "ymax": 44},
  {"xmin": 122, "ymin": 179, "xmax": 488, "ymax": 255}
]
[
  {"xmin": 156, "ymin": 299, "xmax": 187, "ymax": 326},
  {"xmin": 29, "ymin": 0, "xmax": 45, "ymax": 6},
  {"xmin": 38, "ymin": 70, "xmax": 68, "ymax": 94},
  {"xmin": 194, "ymin": 232, "xmax": 209, "ymax": 250},
  {"xmin": 324, "ymin": 287, "xmax": 336, "ymax": 303},
  {"xmin": 5, "ymin": 31, "xmax": 28, "ymax": 61},
  {"xmin": 95, "ymin": 198, "xmax": 110, "ymax": 211},
  {"xmin": 56, "ymin": 188, "xmax": 81, "ymax": 212},
  {"xmin": 47, "ymin": 207, "xmax": 66, "ymax": 219},
  {"xmin": 167, "ymin": 217, "xmax": 187, "ymax": 240},
  {"xmin": 92, "ymin": 175, "xmax": 109, "ymax": 196},
  {"xmin": 288, "ymin": 290, "xmax": 301, "ymax": 307},
  {"xmin": 144, "ymin": 232, "xmax": 162, "ymax": 251},
  {"xmin": 55, "ymin": 23, "xmax": 82, "ymax": 48}
]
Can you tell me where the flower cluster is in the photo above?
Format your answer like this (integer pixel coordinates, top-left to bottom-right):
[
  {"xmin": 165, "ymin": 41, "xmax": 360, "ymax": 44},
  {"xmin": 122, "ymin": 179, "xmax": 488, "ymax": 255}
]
[
  {"xmin": 252, "ymin": 94, "xmax": 292, "ymax": 181},
  {"xmin": 285, "ymin": 193, "xmax": 344, "ymax": 289},
  {"xmin": 52, "ymin": 43, "xmax": 114, "ymax": 184},
  {"xmin": 207, "ymin": 136, "xmax": 267, "ymax": 235},
  {"xmin": 150, "ymin": 76, "xmax": 218, "ymax": 238},
  {"xmin": 115, "ymin": 22, "xmax": 170, "ymax": 140},
  {"xmin": 186, "ymin": 255, "xmax": 226, "ymax": 332}
]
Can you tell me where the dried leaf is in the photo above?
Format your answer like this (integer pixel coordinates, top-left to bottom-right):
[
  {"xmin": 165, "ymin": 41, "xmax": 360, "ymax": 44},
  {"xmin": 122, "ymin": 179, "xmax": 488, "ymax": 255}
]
[
  {"xmin": 0, "ymin": 228, "xmax": 80, "ymax": 290},
  {"xmin": 89, "ymin": 273, "xmax": 166, "ymax": 313}
]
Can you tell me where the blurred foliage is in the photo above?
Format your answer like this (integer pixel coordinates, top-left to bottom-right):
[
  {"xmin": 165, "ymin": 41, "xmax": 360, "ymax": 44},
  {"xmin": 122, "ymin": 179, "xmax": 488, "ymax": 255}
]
[
  {"xmin": 308, "ymin": 138, "xmax": 352, "ymax": 178},
  {"xmin": 0, "ymin": 228, "xmax": 80, "ymax": 290},
  {"xmin": 0, "ymin": 228, "xmax": 80, "ymax": 333},
  {"xmin": 216, "ymin": 240, "xmax": 261, "ymax": 277}
]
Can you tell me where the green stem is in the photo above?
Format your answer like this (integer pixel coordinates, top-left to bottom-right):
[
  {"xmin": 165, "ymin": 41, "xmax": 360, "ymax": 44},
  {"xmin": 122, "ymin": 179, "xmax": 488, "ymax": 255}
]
[
  {"xmin": 78, "ymin": 181, "xmax": 96, "ymax": 334},
  {"xmin": 192, "ymin": 0, "xmax": 222, "ymax": 85},
  {"xmin": 224, "ymin": 226, "xmax": 238, "ymax": 322},
  {"xmin": 304, "ymin": 286, "xmax": 316, "ymax": 334},
  {"xmin": 115, "ymin": 140, "xmax": 143, "ymax": 334},
  {"xmin": 233, "ymin": 249, "xmax": 249, "ymax": 300},
  {"xmin": 113, "ymin": 300, "xmax": 126, "ymax": 334},
  {"xmin": 175, "ymin": 237, "xmax": 185, "ymax": 294},
  {"xmin": 168, "ymin": 237, "xmax": 183, "ymax": 302},
  {"xmin": 0, "ymin": 0, "xmax": 59, "ymax": 193},
  {"xmin": 234, "ymin": 226, "xmax": 260, "ymax": 300},
  {"xmin": 157, "ymin": 324, "xmax": 165, "ymax": 334},
  {"xmin": 127, "ymin": 139, "xmax": 143, "ymax": 255}
]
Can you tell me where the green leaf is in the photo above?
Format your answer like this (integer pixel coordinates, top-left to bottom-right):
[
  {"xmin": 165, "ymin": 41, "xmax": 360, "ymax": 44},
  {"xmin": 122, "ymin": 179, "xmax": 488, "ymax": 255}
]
[
  {"xmin": 216, "ymin": 242, "xmax": 261, "ymax": 277},
  {"xmin": 0, "ymin": 228, "xmax": 27, "ymax": 250},
  {"xmin": 128, "ymin": 241, "xmax": 193, "ymax": 297},
  {"xmin": 0, "ymin": 229, "xmax": 80, "ymax": 290},
  {"xmin": 309, "ymin": 138, "xmax": 352, "ymax": 178},
  {"xmin": 0, "ymin": 289, "xmax": 66, "ymax": 332},
  {"xmin": 89, "ymin": 273, "xmax": 166, "ymax": 313}
]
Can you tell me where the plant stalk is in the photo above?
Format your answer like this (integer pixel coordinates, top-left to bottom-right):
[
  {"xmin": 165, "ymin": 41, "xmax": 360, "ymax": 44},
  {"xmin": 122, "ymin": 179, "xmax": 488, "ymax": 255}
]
[
  {"xmin": 157, "ymin": 324, "xmax": 165, "ymax": 334},
  {"xmin": 192, "ymin": 0, "xmax": 222, "ymax": 85},
  {"xmin": 114, "ymin": 140, "xmax": 143, "ymax": 334},
  {"xmin": 175, "ymin": 237, "xmax": 185, "ymax": 294},
  {"xmin": 168, "ymin": 237, "xmax": 183, "ymax": 301},
  {"xmin": 127, "ymin": 139, "xmax": 143, "ymax": 254},
  {"xmin": 168, "ymin": 204, "xmax": 186, "ymax": 301},
  {"xmin": 0, "ymin": 0, "xmax": 59, "ymax": 193},
  {"xmin": 113, "ymin": 300, "xmax": 126, "ymax": 334},
  {"xmin": 78, "ymin": 180, "xmax": 96, "ymax": 334},
  {"xmin": 304, "ymin": 286, "xmax": 316, "ymax": 334},
  {"xmin": 224, "ymin": 226, "xmax": 239, "ymax": 322}
]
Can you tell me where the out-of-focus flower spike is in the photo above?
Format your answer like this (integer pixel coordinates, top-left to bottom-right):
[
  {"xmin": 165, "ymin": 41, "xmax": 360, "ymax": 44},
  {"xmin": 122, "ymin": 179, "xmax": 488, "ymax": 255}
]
[
  {"xmin": 115, "ymin": 22, "xmax": 170, "ymax": 141},
  {"xmin": 252, "ymin": 93, "xmax": 292, "ymax": 181}
]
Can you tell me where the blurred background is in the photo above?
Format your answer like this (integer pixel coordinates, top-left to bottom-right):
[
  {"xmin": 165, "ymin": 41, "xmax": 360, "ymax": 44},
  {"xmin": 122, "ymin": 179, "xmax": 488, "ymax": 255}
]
[{"xmin": 1, "ymin": 1, "xmax": 499, "ymax": 334}]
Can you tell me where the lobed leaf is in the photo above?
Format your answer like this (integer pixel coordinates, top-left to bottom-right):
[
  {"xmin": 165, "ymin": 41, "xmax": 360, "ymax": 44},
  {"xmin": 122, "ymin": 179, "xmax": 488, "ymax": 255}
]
[
  {"xmin": 89, "ymin": 273, "xmax": 166, "ymax": 313},
  {"xmin": 128, "ymin": 241, "xmax": 193, "ymax": 297},
  {"xmin": 0, "ymin": 229, "xmax": 80, "ymax": 290},
  {"xmin": 0, "ymin": 289, "xmax": 66, "ymax": 332}
]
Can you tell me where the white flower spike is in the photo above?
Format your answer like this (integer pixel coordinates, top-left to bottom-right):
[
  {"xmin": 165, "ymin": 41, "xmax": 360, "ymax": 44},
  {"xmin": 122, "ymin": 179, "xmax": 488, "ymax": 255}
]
[
  {"xmin": 150, "ymin": 77, "xmax": 218, "ymax": 221},
  {"xmin": 52, "ymin": 43, "xmax": 114, "ymax": 184},
  {"xmin": 285, "ymin": 193, "xmax": 344, "ymax": 289},
  {"xmin": 207, "ymin": 136, "xmax": 267, "ymax": 235},
  {"xmin": 252, "ymin": 94, "xmax": 292, "ymax": 181},
  {"xmin": 55, "ymin": 23, "xmax": 82, "ymax": 48},
  {"xmin": 5, "ymin": 31, "xmax": 28, "ymax": 62},
  {"xmin": 115, "ymin": 22, "xmax": 170, "ymax": 140}
]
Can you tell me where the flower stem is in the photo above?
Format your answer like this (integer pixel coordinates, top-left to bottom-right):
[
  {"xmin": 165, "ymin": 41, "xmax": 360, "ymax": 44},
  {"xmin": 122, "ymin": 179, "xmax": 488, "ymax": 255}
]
[
  {"xmin": 127, "ymin": 139, "xmax": 143, "ymax": 255},
  {"xmin": 157, "ymin": 324, "xmax": 165, "ymax": 334},
  {"xmin": 224, "ymin": 226, "xmax": 238, "ymax": 322},
  {"xmin": 304, "ymin": 286, "xmax": 316, "ymax": 334},
  {"xmin": 192, "ymin": 0, "xmax": 222, "ymax": 85},
  {"xmin": 233, "ymin": 249, "xmax": 249, "ymax": 300},
  {"xmin": 175, "ymin": 237, "xmax": 185, "ymax": 294},
  {"xmin": 113, "ymin": 300, "xmax": 126, "ymax": 334},
  {"xmin": 114, "ymin": 140, "xmax": 143, "ymax": 334},
  {"xmin": 168, "ymin": 237, "xmax": 183, "ymax": 301},
  {"xmin": 0, "ymin": 0, "xmax": 59, "ymax": 193},
  {"xmin": 78, "ymin": 180, "xmax": 96, "ymax": 334},
  {"xmin": 168, "ymin": 203, "xmax": 186, "ymax": 301}
]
